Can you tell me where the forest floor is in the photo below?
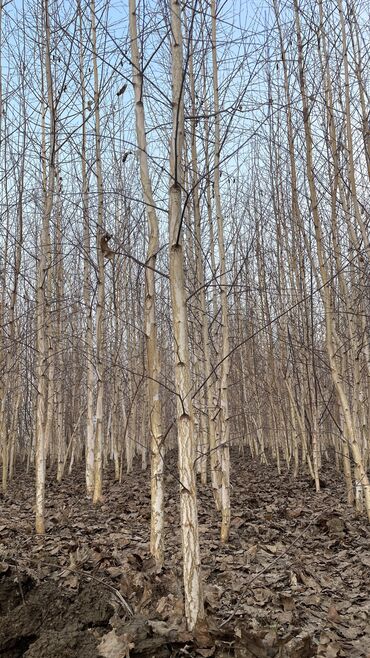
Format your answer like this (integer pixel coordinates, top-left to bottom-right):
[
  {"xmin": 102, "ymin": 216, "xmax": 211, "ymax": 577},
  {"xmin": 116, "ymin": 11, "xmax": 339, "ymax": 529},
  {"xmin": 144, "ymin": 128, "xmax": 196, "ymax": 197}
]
[{"xmin": 0, "ymin": 451, "xmax": 369, "ymax": 658}]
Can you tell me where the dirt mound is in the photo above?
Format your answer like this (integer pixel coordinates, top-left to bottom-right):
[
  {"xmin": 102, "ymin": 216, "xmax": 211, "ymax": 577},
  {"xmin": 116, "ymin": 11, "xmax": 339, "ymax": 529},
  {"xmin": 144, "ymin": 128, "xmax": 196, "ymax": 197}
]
[{"xmin": 0, "ymin": 567, "xmax": 113, "ymax": 657}]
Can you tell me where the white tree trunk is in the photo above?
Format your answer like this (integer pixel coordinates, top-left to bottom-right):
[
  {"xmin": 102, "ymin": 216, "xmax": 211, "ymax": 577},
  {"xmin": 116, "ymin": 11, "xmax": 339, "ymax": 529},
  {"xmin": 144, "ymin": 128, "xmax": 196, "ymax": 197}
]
[
  {"xmin": 35, "ymin": 0, "xmax": 55, "ymax": 533},
  {"xmin": 129, "ymin": 0, "xmax": 165, "ymax": 569},
  {"xmin": 90, "ymin": 0, "xmax": 105, "ymax": 504},
  {"xmin": 168, "ymin": 0, "xmax": 204, "ymax": 629}
]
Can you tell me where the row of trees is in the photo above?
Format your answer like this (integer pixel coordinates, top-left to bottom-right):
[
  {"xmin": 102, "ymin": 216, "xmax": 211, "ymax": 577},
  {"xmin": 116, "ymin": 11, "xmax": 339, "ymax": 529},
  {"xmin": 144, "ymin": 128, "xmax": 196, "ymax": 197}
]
[{"xmin": 0, "ymin": 0, "xmax": 369, "ymax": 628}]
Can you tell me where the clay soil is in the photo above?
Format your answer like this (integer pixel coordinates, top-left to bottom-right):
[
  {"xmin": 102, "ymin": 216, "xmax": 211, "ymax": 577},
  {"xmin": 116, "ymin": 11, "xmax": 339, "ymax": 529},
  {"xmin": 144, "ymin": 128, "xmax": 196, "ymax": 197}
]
[{"xmin": 0, "ymin": 451, "xmax": 369, "ymax": 658}]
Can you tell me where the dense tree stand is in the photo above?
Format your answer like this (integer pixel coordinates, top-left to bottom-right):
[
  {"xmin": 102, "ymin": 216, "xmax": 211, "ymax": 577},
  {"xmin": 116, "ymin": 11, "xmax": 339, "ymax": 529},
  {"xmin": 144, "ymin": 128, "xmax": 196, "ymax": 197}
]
[{"xmin": 0, "ymin": 0, "xmax": 369, "ymax": 655}]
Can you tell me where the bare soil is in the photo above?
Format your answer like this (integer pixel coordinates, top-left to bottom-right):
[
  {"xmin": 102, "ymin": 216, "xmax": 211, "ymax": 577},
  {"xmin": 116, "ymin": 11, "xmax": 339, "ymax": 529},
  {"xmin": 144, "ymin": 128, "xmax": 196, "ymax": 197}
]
[{"xmin": 0, "ymin": 452, "xmax": 369, "ymax": 657}]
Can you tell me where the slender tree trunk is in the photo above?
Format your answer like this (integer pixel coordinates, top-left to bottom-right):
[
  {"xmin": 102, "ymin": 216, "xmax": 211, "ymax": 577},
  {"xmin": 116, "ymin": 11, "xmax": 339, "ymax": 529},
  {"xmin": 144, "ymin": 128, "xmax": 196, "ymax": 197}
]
[
  {"xmin": 168, "ymin": 0, "xmax": 204, "ymax": 629},
  {"xmin": 336, "ymin": 0, "xmax": 369, "ymax": 255},
  {"xmin": 35, "ymin": 0, "xmax": 55, "ymax": 533},
  {"xmin": 78, "ymin": 1, "xmax": 95, "ymax": 497},
  {"xmin": 129, "ymin": 0, "xmax": 165, "ymax": 568},
  {"xmin": 211, "ymin": 0, "xmax": 231, "ymax": 543},
  {"xmin": 90, "ymin": 0, "xmax": 105, "ymax": 504}
]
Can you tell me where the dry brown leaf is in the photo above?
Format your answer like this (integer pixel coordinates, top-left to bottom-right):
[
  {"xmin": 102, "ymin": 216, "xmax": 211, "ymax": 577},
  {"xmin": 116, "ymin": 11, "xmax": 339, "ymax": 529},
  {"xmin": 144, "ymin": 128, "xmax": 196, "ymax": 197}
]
[
  {"xmin": 245, "ymin": 544, "xmax": 258, "ymax": 563},
  {"xmin": 327, "ymin": 605, "xmax": 341, "ymax": 623},
  {"xmin": 204, "ymin": 584, "xmax": 223, "ymax": 609},
  {"xmin": 289, "ymin": 570, "xmax": 298, "ymax": 588},
  {"xmin": 62, "ymin": 572, "xmax": 79, "ymax": 588},
  {"xmin": 106, "ymin": 566, "xmax": 123, "ymax": 578},
  {"xmin": 319, "ymin": 631, "xmax": 336, "ymax": 646},
  {"xmin": 253, "ymin": 587, "xmax": 271, "ymax": 605},
  {"xmin": 98, "ymin": 629, "xmax": 134, "ymax": 658},
  {"xmin": 177, "ymin": 629, "xmax": 193, "ymax": 642},
  {"xmin": 148, "ymin": 620, "xmax": 174, "ymax": 636},
  {"xmin": 279, "ymin": 611, "xmax": 293, "ymax": 623},
  {"xmin": 303, "ymin": 593, "xmax": 322, "ymax": 606},
  {"xmin": 339, "ymin": 625, "xmax": 362, "ymax": 640},
  {"xmin": 231, "ymin": 517, "xmax": 245, "ymax": 529},
  {"xmin": 326, "ymin": 517, "xmax": 345, "ymax": 535},
  {"xmin": 286, "ymin": 507, "xmax": 303, "ymax": 519},
  {"xmin": 280, "ymin": 592, "xmax": 295, "ymax": 611},
  {"xmin": 323, "ymin": 641, "xmax": 341, "ymax": 657},
  {"xmin": 299, "ymin": 570, "xmax": 320, "ymax": 591},
  {"xmin": 193, "ymin": 619, "xmax": 214, "ymax": 648}
]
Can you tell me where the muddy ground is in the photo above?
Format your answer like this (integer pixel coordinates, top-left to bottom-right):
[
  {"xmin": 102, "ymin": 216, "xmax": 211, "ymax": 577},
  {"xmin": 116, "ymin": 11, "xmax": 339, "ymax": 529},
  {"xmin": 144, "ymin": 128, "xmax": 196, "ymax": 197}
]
[{"xmin": 0, "ymin": 451, "xmax": 369, "ymax": 657}]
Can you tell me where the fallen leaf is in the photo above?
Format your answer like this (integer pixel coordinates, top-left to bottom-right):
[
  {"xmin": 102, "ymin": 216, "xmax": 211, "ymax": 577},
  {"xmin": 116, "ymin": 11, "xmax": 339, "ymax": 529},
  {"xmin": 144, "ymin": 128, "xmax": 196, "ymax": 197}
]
[
  {"xmin": 324, "ymin": 641, "xmax": 341, "ymax": 657},
  {"xmin": 339, "ymin": 625, "xmax": 362, "ymax": 640},
  {"xmin": 148, "ymin": 620, "xmax": 174, "ymax": 636},
  {"xmin": 327, "ymin": 605, "xmax": 341, "ymax": 623},
  {"xmin": 204, "ymin": 584, "xmax": 223, "ymax": 608},
  {"xmin": 280, "ymin": 592, "xmax": 295, "ymax": 611},
  {"xmin": 286, "ymin": 507, "xmax": 303, "ymax": 519},
  {"xmin": 98, "ymin": 629, "xmax": 134, "ymax": 658}
]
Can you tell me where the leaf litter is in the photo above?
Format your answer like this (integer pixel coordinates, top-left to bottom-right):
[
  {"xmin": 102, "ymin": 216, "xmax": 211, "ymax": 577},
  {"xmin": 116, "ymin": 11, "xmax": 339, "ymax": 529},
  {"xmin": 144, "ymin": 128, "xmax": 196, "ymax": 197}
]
[{"xmin": 0, "ymin": 452, "xmax": 369, "ymax": 657}]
